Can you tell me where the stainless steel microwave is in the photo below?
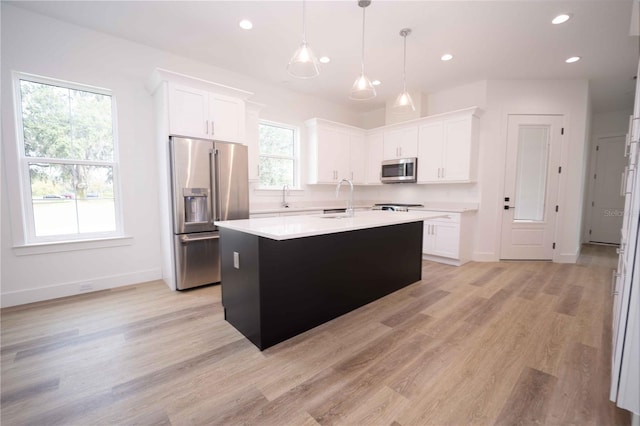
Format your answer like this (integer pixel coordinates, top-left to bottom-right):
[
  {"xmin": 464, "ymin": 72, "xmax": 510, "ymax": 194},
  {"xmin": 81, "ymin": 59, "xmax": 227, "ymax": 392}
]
[{"xmin": 381, "ymin": 157, "xmax": 418, "ymax": 183}]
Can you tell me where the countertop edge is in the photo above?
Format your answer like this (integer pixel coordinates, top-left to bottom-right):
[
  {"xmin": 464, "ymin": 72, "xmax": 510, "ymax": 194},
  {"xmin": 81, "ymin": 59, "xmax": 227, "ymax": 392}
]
[{"xmin": 216, "ymin": 211, "xmax": 446, "ymax": 241}]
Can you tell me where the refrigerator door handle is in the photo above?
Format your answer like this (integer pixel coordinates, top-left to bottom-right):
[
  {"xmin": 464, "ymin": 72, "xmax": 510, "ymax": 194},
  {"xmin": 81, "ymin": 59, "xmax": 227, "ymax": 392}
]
[
  {"xmin": 211, "ymin": 148, "xmax": 222, "ymax": 222},
  {"xmin": 180, "ymin": 233, "xmax": 220, "ymax": 244}
]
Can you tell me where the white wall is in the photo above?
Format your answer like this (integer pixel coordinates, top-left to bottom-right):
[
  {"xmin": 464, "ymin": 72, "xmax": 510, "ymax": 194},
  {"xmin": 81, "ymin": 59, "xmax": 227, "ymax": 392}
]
[
  {"xmin": 478, "ymin": 79, "xmax": 591, "ymax": 262},
  {"xmin": 591, "ymin": 109, "xmax": 633, "ymax": 135},
  {"xmin": 0, "ymin": 4, "xmax": 598, "ymax": 306},
  {"xmin": 0, "ymin": 4, "xmax": 360, "ymax": 307},
  {"xmin": 582, "ymin": 108, "xmax": 633, "ymax": 241}
]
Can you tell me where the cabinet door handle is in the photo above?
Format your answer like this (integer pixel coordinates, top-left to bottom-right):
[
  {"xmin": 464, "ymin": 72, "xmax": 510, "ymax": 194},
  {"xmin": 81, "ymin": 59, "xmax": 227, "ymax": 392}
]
[
  {"xmin": 437, "ymin": 168, "xmax": 441, "ymax": 178},
  {"xmin": 351, "ymin": 171, "xmax": 353, "ymax": 180},
  {"xmin": 442, "ymin": 168, "xmax": 445, "ymax": 178},
  {"xmin": 205, "ymin": 120, "xmax": 209, "ymax": 134},
  {"xmin": 399, "ymin": 147, "xmax": 402, "ymax": 157},
  {"xmin": 211, "ymin": 121, "xmax": 215, "ymax": 135}
]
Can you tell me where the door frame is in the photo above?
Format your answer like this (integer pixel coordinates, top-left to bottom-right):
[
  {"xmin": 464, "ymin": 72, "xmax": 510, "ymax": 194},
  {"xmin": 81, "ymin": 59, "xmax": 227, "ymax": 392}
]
[
  {"xmin": 584, "ymin": 132, "xmax": 627, "ymax": 243},
  {"xmin": 498, "ymin": 113, "xmax": 566, "ymax": 263}
]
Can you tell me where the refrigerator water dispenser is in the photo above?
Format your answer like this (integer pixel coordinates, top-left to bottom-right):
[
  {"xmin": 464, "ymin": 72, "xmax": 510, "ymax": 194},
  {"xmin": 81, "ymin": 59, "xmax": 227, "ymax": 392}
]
[{"xmin": 183, "ymin": 188, "xmax": 209, "ymax": 223}]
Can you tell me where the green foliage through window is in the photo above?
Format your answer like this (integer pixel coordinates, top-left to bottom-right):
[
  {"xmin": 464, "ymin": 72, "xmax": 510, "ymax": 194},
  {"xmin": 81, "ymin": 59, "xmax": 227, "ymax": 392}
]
[
  {"xmin": 16, "ymin": 75, "xmax": 119, "ymax": 240},
  {"xmin": 258, "ymin": 122, "xmax": 298, "ymax": 189}
]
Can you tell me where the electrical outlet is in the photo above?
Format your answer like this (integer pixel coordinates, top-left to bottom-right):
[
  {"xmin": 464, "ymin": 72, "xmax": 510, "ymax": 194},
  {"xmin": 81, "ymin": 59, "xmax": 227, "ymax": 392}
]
[{"xmin": 79, "ymin": 282, "xmax": 93, "ymax": 292}]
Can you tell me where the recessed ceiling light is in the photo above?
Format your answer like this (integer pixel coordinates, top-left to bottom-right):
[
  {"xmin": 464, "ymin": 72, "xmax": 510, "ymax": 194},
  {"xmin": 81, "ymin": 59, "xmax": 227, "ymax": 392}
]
[
  {"xmin": 239, "ymin": 19, "xmax": 253, "ymax": 30},
  {"xmin": 441, "ymin": 53, "xmax": 454, "ymax": 61},
  {"xmin": 319, "ymin": 56, "xmax": 331, "ymax": 64},
  {"xmin": 552, "ymin": 14, "xmax": 571, "ymax": 25},
  {"xmin": 372, "ymin": 80, "xmax": 381, "ymax": 86},
  {"xmin": 565, "ymin": 56, "xmax": 581, "ymax": 63}
]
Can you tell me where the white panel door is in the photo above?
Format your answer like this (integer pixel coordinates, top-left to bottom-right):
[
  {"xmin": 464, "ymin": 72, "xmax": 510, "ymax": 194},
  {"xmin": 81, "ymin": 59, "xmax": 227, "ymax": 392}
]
[
  {"xmin": 589, "ymin": 135, "xmax": 626, "ymax": 244},
  {"xmin": 500, "ymin": 115, "xmax": 563, "ymax": 260}
]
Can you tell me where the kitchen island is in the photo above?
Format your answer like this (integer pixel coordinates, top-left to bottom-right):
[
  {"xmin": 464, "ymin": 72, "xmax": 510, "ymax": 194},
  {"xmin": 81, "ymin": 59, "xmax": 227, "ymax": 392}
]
[{"xmin": 215, "ymin": 211, "xmax": 443, "ymax": 350}]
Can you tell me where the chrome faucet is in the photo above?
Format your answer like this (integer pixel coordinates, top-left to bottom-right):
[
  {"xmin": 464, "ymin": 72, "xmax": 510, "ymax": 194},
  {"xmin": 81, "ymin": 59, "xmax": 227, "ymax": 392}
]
[
  {"xmin": 335, "ymin": 178, "xmax": 354, "ymax": 217},
  {"xmin": 281, "ymin": 184, "xmax": 289, "ymax": 208}
]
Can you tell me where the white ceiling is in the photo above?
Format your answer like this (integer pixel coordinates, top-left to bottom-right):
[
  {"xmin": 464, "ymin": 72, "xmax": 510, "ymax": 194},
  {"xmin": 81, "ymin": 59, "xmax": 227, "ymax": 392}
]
[{"xmin": 8, "ymin": 0, "xmax": 640, "ymax": 113}]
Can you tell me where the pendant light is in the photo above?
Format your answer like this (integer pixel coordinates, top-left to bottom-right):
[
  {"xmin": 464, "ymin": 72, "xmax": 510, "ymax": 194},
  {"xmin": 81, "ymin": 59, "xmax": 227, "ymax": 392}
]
[
  {"xmin": 349, "ymin": 0, "xmax": 376, "ymax": 100},
  {"xmin": 393, "ymin": 28, "xmax": 415, "ymax": 112},
  {"xmin": 287, "ymin": 0, "xmax": 320, "ymax": 79}
]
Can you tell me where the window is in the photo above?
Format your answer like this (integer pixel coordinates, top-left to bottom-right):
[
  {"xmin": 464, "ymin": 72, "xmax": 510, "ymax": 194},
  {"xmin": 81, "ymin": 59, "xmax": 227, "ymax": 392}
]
[
  {"xmin": 14, "ymin": 73, "xmax": 122, "ymax": 243},
  {"xmin": 258, "ymin": 121, "xmax": 299, "ymax": 189}
]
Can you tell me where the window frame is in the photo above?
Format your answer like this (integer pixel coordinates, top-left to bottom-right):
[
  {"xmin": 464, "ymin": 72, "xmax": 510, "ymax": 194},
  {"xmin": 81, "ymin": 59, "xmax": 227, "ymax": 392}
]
[
  {"xmin": 12, "ymin": 71, "xmax": 124, "ymax": 245},
  {"xmin": 257, "ymin": 120, "xmax": 301, "ymax": 190}
]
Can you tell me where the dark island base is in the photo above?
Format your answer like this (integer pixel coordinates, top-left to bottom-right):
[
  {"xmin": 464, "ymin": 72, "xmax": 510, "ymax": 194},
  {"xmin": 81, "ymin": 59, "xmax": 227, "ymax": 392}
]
[{"xmin": 220, "ymin": 221, "xmax": 423, "ymax": 350}]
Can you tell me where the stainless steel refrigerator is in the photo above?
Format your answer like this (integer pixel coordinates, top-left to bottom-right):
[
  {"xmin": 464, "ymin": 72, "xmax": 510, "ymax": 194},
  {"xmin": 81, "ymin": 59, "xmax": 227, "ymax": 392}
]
[{"xmin": 169, "ymin": 136, "xmax": 249, "ymax": 290}]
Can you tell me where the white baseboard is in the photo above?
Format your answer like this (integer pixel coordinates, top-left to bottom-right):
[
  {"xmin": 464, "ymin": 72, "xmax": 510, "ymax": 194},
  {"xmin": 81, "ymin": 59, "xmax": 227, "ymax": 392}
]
[
  {"xmin": 422, "ymin": 254, "xmax": 466, "ymax": 266},
  {"xmin": 555, "ymin": 252, "xmax": 579, "ymax": 264},
  {"xmin": 1, "ymin": 268, "xmax": 162, "ymax": 308},
  {"xmin": 472, "ymin": 251, "xmax": 498, "ymax": 262}
]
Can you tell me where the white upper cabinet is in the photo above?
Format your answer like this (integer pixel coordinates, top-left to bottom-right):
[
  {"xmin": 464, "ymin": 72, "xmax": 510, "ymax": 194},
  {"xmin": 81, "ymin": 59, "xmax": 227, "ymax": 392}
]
[
  {"xmin": 244, "ymin": 102, "xmax": 263, "ymax": 182},
  {"xmin": 349, "ymin": 132, "xmax": 366, "ymax": 184},
  {"xmin": 417, "ymin": 107, "xmax": 480, "ymax": 183},
  {"xmin": 417, "ymin": 121, "xmax": 444, "ymax": 182},
  {"xmin": 383, "ymin": 126, "xmax": 419, "ymax": 160},
  {"xmin": 305, "ymin": 106, "xmax": 480, "ymax": 186},
  {"xmin": 169, "ymin": 85, "xmax": 209, "ymax": 139},
  {"xmin": 306, "ymin": 119, "xmax": 365, "ymax": 184},
  {"xmin": 365, "ymin": 131, "xmax": 384, "ymax": 184},
  {"xmin": 168, "ymin": 83, "xmax": 246, "ymax": 143},
  {"xmin": 150, "ymin": 69, "xmax": 252, "ymax": 144},
  {"xmin": 209, "ymin": 93, "xmax": 246, "ymax": 143}
]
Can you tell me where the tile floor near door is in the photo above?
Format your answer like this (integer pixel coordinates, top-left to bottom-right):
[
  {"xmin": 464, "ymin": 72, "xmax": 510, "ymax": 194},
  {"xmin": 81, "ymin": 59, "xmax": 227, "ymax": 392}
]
[{"xmin": 0, "ymin": 244, "xmax": 630, "ymax": 425}]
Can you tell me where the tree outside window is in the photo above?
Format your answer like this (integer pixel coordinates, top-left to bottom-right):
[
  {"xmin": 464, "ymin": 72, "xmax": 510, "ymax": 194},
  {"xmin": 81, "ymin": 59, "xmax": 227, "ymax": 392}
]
[
  {"xmin": 258, "ymin": 122, "xmax": 299, "ymax": 189},
  {"xmin": 15, "ymin": 74, "xmax": 121, "ymax": 241}
]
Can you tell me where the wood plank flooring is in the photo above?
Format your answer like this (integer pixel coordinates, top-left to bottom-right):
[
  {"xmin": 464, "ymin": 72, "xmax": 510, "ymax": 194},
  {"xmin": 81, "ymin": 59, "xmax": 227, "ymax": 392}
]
[{"xmin": 1, "ymin": 244, "xmax": 631, "ymax": 425}]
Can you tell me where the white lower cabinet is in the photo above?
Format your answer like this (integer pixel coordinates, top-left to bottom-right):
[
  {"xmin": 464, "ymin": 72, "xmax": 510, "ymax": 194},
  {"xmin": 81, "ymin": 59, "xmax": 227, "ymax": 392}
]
[
  {"xmin": 414, "ymin": 211, "xmax": 474, "ymax": 266},
  {"xmin": 424, "ymin": 219, "xmax": 460, "ymax": 259}
]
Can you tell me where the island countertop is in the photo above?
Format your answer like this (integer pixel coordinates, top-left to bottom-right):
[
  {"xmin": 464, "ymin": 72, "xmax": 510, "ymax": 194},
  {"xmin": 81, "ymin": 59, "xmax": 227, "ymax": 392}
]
[{"xmin": 215, "ymin": 210, "xmax": 445, "ymax": 241}]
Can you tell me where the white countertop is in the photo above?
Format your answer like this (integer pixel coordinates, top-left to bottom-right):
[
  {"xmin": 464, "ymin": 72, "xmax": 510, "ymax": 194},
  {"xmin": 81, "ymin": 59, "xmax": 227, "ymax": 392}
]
[{"xmin": 215, "ymin": 210, "xmax": 446, "ymax": 241}]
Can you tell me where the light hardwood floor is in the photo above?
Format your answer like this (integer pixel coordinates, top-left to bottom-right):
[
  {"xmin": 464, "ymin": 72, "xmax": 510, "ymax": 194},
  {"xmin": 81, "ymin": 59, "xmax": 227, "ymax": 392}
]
[{"xmin": 1, "ymin": 244, "xmax": 631, "ymax": 425}]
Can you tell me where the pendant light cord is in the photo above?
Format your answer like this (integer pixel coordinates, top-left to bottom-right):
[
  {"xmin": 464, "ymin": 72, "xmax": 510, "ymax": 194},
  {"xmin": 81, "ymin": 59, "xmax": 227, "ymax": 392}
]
[
  {"xmin": 402, "ymin": 33, "xmax": 407, "ymax": 92},
  {"xmin": 361, "ymin": 6, "xmax": 366, "ymax": 73},
  {"xmin": 302, "ymin": 0, "xmax": 307, "ymax": 43}
]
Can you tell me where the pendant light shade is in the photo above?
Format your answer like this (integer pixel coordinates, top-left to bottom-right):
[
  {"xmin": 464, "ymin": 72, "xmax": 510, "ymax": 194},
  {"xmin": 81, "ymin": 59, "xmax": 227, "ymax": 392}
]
[
  {"xmin": 393, "ymin": 28, "xmax": 415, "ymax": 113},
  {"xmin": 351, "ymin": 72, "xmax": 376, "ymax": 100},
  {"xmin": 287, "ymin": 0, "xmax": 320, "ymax": 79},
  {"xmin": 350, "ymin": 0, "xmax": 376, "ymax": 100},
  {"xmin": 393, "ymin": 90, "xmax": 415, "ymax": 111}
]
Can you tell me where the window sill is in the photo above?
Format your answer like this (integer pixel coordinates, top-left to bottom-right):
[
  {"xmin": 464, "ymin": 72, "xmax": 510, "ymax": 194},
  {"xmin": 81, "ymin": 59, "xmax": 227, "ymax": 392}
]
[{"xmin": 13, "ymin": 235, "xmax": 133, "ymax": 256}]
